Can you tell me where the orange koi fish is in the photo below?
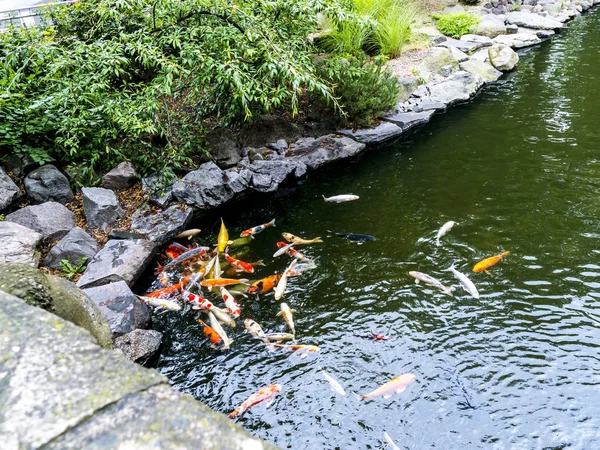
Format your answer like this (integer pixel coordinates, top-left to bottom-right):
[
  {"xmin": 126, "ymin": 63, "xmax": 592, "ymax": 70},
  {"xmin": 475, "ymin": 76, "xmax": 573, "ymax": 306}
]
[
  {"xmin": 359, "ymin": 373, "xmax": 416, "ymax": 400},
  {"xmin": 240, "ymin": 219, "xmax": 276, "ymax": 238},
  {"xmin": 182, "ymin": 290, "xmax": 214, "ymax": 310},
  {"xmin": 200, "ymin": 278, "xmax": 249, "ymax": 288},
  {"xmin": 220, "ymin": 287, "xmax": 241, "ymax": 318},
  {"xmin": 473, "ymin": 251, "xmax": 510, "ymax": 274},
  {"xmin": 228, "ymin": 384, "xmax": 282, "ymax": 419},
  {"xmin": 225, "ymin": 253, "xmax": 254, "ymax": 274},
  {"xmin": 245, "ymin": 274, "xmax": 283, "ymax": 295},
  {"xmin": 146, "ymin": 276, "xmax": 191, "ymax": 298},
  {"xmin": 197, "ymin": 319, "xmax": 224, "ymax": 347}
]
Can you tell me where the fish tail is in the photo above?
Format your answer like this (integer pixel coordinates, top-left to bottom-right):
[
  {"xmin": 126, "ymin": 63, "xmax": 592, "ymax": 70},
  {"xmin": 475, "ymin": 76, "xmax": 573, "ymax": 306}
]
[
  {"xmin": 445, "ymin": 262, "xmax": 455, "ymax": 272},
  {"xmin": 501, "ymin": 251, "xmax": 510, "ymax": 257},
  {"xmin": 313, "ymin": 237, "xmax": 323, "ymax": 243},
  {"xmin": 228, "ymin": 409, "xmax": 240, "ymax": 419},
  {"xmin": 435, "ymin": 238, "xmax": 440, "ymax": 246},
  {"xmin": 269, "ymin": 218, "xmax": 276, "ymax": 228},
  {"xmin": 322, "ymin": 195, "xmax": 328, "ymax": 201}
]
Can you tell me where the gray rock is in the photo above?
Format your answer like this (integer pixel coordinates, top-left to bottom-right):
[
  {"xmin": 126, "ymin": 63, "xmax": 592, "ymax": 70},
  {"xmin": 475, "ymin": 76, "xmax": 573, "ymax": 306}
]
[
  {"xmin": 223, "ymin": 167, "xmax": 252, "ymax": 194},
  {"xmin": 428, "ymin": 71, "xmax": 485, "ymax": 106},
  {"xmin": 82, "ymin": 187, "xmax": 125, "ymax": 230},
  {"xmin": 76, "ymin": 239, "xmax": 157, "ymax": 289},
  {"xmin": 475, "ymin": 14, "xmax": 507, "ymax": 37},
  {"xmin": 23, "ymin": 164, "xmax": 73, "ymax": 205},
  {"xmin": 0, "ymin": 167, "xmax": 23, "ymax": 211},
  {"xmin": 459, "ymin": 59, "xmax": 503, "ymax": 82},
  {"xmin": 505, "ymin": 23, "xmax": 519, "ymax": 33},
  {"xmin": 397, "ymin": 77, "xmax": 420, "ymax": 102},
  {"xmin": 493, "ymin": 32, "xmax": 542, "ymax": 47},
  {"xmin": 268, "ymin": 139, "xmax": 288, "ymax": 154},
  {"xmin": 411, "ymin": 98, "xmax": 448, "ymax": 112},
  {"xmin": 0, "ymin": 263, "xmax": 113, "ymax": 348},
  {"xmin": 101, "ymin": 162, "xmax": 138, "ymax": 190},
  {"xmin": 506, "ymin": 10, "xmax": 564, "ymax": 28},
  {"xmin": 542, "ymin": 2, "xmax": 561, "ymax": 14},
  {"xmin": 442, "ymin": 4, "xmax": 465, "ymax": 14},
  {"xmin": 0, "ymin": 290, "xmax": 165, "ymax": 449},
  {"xmin": 0, "ymin": 222, "xmax": 42, "ymax": 266},
  {"xmin": 460, "ymin": 34, "xmax": 494, "ymax": 46},
  {"xmin": 5, "ymin": 201, "xmax": 75, "ymax": 242},
  {"xmin": 172, "ymin": 162, "xmax": 237, "ymax": 210},
  {"xmin": 440, "ymin": 64, "xmax": 454, "ymax": 77},
  {"xmin": 448, "ymin": 46, "xmax": 470, "ymax": 62},
  {"xmin": 130, "ymin": 204, "xmax": 194, "ymax": 245},
  {"xmin": 142, "ymin": 173, "xmax": 173, "ymax": 209},
  {"xmin": 414, "ymin": 25, "xmax": 447, "ymax": 45},
  {"xmin": 412, "ymin": 84, "xmax": 429, "ymax": 98},
  {"xmin": 488, "ymin": 43, "xmax": 520, "ymax": 71},
  {"xmin": 248, "ymin": 147, "xmax": 266, "ymax": 162},
  {"xmin": 82, "ymin": 281, "xmax": 150, "ymax": 335},
  {"xmin": 43, "ymin": 227, "xmax": 100, "ymax": 269},
  {"xmin": 206, "ymin": 128, "xmax": 242, "ymax": 168},
  {"xmin": 241, "ymin": 159, "xmax": 307, "ymax": 193},
  {"xmin": 382, "ymin": 110, "xmax": 435, "ymax": 131},
  {"xmin": 338, "ymin": 122, "xmax": 404, "ymax": 146},
  {"xmin": 438, "ymin": 38, "xmax": 487, "ymax": 53},
  {"xmin": 470, "ymin": 48, "xmax": 491, "ymax": 62},
  {"xmin": 423, "ymin": 47, "xmax": 459, "ymax": 74},
  {"xmin": 1, "ymin": 153, "xmax": 36, "ymax": 178},
  {"xmin": 114, "ymin": 329, "xmax": 162, "ymax": 365},
  {"xmin": 287, "ymin": 135, "xmax": 366, "ymax": 169}
]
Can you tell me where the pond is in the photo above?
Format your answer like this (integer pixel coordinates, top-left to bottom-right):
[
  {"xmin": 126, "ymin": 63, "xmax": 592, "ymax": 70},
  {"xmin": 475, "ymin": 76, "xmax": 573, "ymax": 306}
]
[{"xmin": 147, "ymin": 9, "xmax": 600, "ymax": 450}]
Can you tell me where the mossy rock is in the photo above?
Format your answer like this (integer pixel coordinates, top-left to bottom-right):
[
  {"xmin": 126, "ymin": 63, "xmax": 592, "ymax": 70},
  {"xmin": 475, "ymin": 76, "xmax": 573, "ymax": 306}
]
[{"xmin": 0, "ymin": 263, "xmax": 53, "ymax": 309}]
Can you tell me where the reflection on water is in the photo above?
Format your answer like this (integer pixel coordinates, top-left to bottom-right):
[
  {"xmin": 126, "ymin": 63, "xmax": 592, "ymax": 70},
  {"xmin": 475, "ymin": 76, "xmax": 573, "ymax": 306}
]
[{"xmin": 148, "ymin": 9, "xmax": 600, "ymax": 450}]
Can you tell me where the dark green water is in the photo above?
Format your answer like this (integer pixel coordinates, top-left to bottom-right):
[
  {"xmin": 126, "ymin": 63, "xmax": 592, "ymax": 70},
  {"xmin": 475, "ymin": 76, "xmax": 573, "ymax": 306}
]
[{"xmin": 150, "ymin": 10, "xmax": 600, "ymax": 449}]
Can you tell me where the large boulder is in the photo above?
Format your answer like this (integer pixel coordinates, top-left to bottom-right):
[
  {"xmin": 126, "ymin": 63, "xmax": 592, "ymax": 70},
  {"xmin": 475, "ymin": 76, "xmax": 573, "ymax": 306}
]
[
  {"xmin": 427, "ymin": 71, "xmax": 485, "ymax": 106},
  {"xmin": 488, "ymin": 43, "xmax": 519, "ymax": 71},
  {"xmin": 0, "ymin": 263, "xmax": 113, "ymax": 348},
  {"xmin": 0, "ymin": 222, "xmax": 43, "ymax": 266},
  {"xmin": 114, "ymin": 329, "xmax": 163, "ymax": 365},
  {"xmin": 459, "ymin": 59, "xmax": 503, "ymax": 82},
  {"xmin": 0, "ymin": 166, "xmax": 23, "ymax": 211},
  {"xmin": 287, "ymin": 135, "xmax": 366, "ymax": 170},
  {"xmin": 82, "ymin": 187, "xmax": 125, "ymax": 230},
  {"xmin": 130, "ymin": 204, "xmax": 194, "ymax": 245},
  {"xmin": 101, "ymin": 162, "xmax": 139, "ymax": 190},
  {"xmin": 493, "ymin": 32, "xmax": 542, "ymax": 48},
  {"xmin": 2, "ymin": 153, "xmax": 36, "ymax": 178},
  {"xmin": 338, "ymin": 122, "xmax": 404, "ymax": 146},
  {"xmin": 475, "ymin": 14, "xmax": 507, "ymax": 38},
  {"xmin": 506, "ymin": 11, "xmax": 564, "ymax": 29},
  {"xmin": 240, "ymin": 159, "xmax": 307, "ymax": 193},
  {"xmin": 142, "ymin": 173, "xmax": 174, "ymax": 209},
  {"xmin": 43, "ymin": 227, "xmax": 100, "ymax": 269},
  {"xmin": 23, "ymin": 164, "xmax": 73, "ymax": 204},
  {"xmin": 205, "ymin": 128, "xmax": 242, "ymax": 168},
  {"xmin": 172, "ymin": 162, "xmax": 239, "ymax": 210},
  {"xmin": 5, "ymin": 201, "xmax": 75, "ymax": 242},
  {"xmin": 82, "ymin": 281, "xmax": 150, "ymax": 336},
  {"xmin": 76, "ymin": 239, "xmax": 158, "ymax": 289},
  {"xmin": 423, "ymin": 47, "xmax": 460, "ymax": 75}
]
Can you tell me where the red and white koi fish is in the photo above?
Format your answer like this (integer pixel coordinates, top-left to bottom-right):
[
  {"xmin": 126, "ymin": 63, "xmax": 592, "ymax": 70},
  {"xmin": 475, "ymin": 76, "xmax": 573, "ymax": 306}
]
[
  {"xmin": 228, "ymin": 384, "xmax": 282, "ymax": 418},
  {"xmin": 276, "ymin": 241, "xmax": 313, "ymax": 264},
  {"xmin": 220, "ymin": 287, "xmax": 241, "ymax": 318},
  {"xmin": 240, "ymin": 219, "xmax": 276, "ymax": 238},
  {"xmin": 182, "ymin": 290, "xmax": 213, "ymax": 310},
  {"xmin": 359, "ymin": 373, "xmax": 416, "ymax": 400},
  {"xmin": 225, "ymin": 252, "xmax": 255, "ymax": 274},
  {"xmin": 157, "ymin": 246, "xmax": 209, "ymax": 273},
  {"xmin": 136, "ymin": 295, "xmax": 181, "ymax": 311},
  {"xmin": 273, "ymin": 242, "xmax": 294, "ymax": 258}
]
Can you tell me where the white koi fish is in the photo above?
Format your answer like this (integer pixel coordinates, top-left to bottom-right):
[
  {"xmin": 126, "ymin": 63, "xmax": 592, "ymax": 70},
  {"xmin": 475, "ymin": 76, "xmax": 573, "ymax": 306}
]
[
  {"xmin": 277, "ymin": 302, "xmax": 296, "ymax": 336},
  {"xmin": 322, "ymin": 194, "xmax": 359, "ymax": 203},
  {"xmin": 175, "ymin": 228, "xmax": 201, "ymax": 240},
  {"xmin": 136, "ymin": 295, "xmax": 181, "ymax": 311},
  {"xmin": 384, "ymin": 432, "xmax": 401, "ymax": 450},
  {"xmin": 273, "ymin": 242, "xmax": 295, "ymax": 258},
  {"xmin": 435, "ymin": 220, "xmax": 456, "ymax": 246},
  {"xmin": 274, "ymin": 260, "xmax": 297, "ymax": 300},
  {"xmin": 208, "ymin": 311, "xmax": 232, "ymax": 349},
  {"xmin": 448, "ymin": 263, "xmax": 479, "ymax": 299},
  {"xmin": 321, "ymin": 370, "xmax": 346, "ymax": 396},
  {"xmin": 409, "ymin": 271, "xmax": 453, "ymax": 296}
]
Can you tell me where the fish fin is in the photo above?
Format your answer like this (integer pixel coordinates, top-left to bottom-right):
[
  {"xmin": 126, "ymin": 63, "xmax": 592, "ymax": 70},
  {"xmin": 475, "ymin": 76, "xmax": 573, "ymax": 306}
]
[
  {"xmin": 265, "ymin": 398, "xmax": 274, "ymax": 408},
  {"xmin": 250, "ymin": 235, "xmax": 255, "ymax": 239},
  {"xmin": 322, "ymin": 195, "xmax": 327, "ymax": 201},
  {"xmin": 299, "ymin": 352, "xmax": 308, "ymax": 359},
  {"xmin": 313, "ymin": 237, "xmax": 323, "ymax": 243},
  {"xmin": 256, "ymin": 260, "xmax": 265, "ymax": 266},
  {"xmin": 383, "ymin": 394, "xmax": 393, "ymax": 399},
  {"xmin": 352, "ymin": 392, "xmax": 364, "ymax": 401},
  {"xmin": 270, "ymin": 219, "xmax": 276, "ymax": 227},
  {"xmin": 435, "ymin": 238, "xmax": 440, "ymax": 246},
  {"xmin": 415, "ymin": 279, "xmax": 420, "ymax": 284},
  {"xmin": 291, "ymin": 309, "xmax": 297, "ymax": 313},
  {"xmin": 395, "ymin": 387, "xmax": 406, "ymax": 393},
  {"xmin": 276, "ymin": 311, "xmax": 282, "ymax": 316},
  {"xmin": 485, "ymin": 270, "xmax": 491, "ymax": 275},
  {"xmin": 192, "ymin": 306, "xmax": 201, "ymax": 310}
]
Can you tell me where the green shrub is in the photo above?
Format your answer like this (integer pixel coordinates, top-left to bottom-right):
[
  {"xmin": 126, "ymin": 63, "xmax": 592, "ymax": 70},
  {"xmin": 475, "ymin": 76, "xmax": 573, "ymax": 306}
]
[
  {"xmin": 434, "ymin": 13, "xmax": 480, "ymax": 38},
  {"xmin": 316, "ymin": 56, "xmax": 399, "ymax": 126},
  {"xmin": 370, "ymin": 2, "xmax": 415, "ymax": 58}
]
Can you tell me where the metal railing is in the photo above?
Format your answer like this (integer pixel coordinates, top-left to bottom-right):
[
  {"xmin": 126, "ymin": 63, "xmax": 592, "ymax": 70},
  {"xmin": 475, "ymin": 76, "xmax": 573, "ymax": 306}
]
[{"xmin": 0, "ymin": 1, "xmax": 77, "ymax": 30}]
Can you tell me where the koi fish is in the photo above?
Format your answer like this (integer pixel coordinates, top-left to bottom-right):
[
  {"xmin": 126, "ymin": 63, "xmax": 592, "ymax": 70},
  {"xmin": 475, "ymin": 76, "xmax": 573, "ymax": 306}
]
[
  {"xmin": 262, "ymin": 332, "xmax": 295, "ymax": 342},
  {"xmin": 165, "ymin": 242, "xmax": 191, "ymax": 253},
  {"xmin": 282, "ymin": 233, "xmax": 323, "ymax": 245},
  {"xmin": 267, "ymin": 344, "xmax": 320, "ymax": 356},
  {"xmin": 274, "ymin": 261, "xmax": 297, "ymax": 301},
  {"xmin": 197, "ymin": 319, "xmax": 225, "ymax": 348},
  {"xmin": 409, "ymin": 271, "xmax": 453, "ymax": 296},
  {"xmin": 353, "ymin": 331, "xmax": 391, "ymax": 342},
  {"xmin": 158, "ymin": 271, "xmax": 171, "ymax": 285},
  {"xmin": 277, "ymin": 302, "xmax": 296, "ymax": 336},
  {"xmin": 146, "ymin": 276, "xmax": 191, "ymax": 298},
  {"xmin": 213, "ymin": 252, "xmax": 222, "ymax": 279},
  {"xmin": 448, "ymin": 263, "xmax": 479, "ymax": 299},
  {"xmin": 473, "ymin": 251, "xmax": 510, "ymax": 274},
  {"xmin": 182, "ymin": 290, "xmax": 214, "ymax": 310},
  {"xmin": 331, "ymin": 232, "xmax": 375, "ymax": 243},
  {"xmin": 359, "ymin": 373, "xmax": 416, "ymax": 400},
  {"xmin": 209, "ymin": 306, "xmax": 236, "ymax": 328},
  {"xmin": 218, "ymin": 218, "xmax": 229, "ymax": 252},
  {"xmin": 176, "ymin": 228, "xmax": 201, "ymax": 240},
  {"xmin": 220, "ymin": 287, "xmax": 241, "ymax": 318},
  {"xmin": 240, "ymin": 219, "xmax": 276, "ymax": 238},
  {"xmin": 208, "ymin": 311, "xmax": 232, "ymax": 349},
  {"xmin": 200, "ymin": 278, "xmax": 248, "ymax": 288},
  {"xmin": 136, "ymin": 295, "xmax": 181, "ymax": 311},
  {"xmin": 244, "ymin": 318, "xmax": 266, "ymax": 339},
  {"xmin": 286, "ymin": 262, "xmax": 317, "ymax": 277},
  {"xmin": 384, "ymin": 432, "xmax": 401, "ymax": 450},
  {"xmin": 276, "ymin": 242, "xmax": 313, "ymax": 264},
  {"xmin": 246, "ymin": 274, "xmax": 283, "ymax": 295},
  {"xmin": 435, "ymin": 220, "xmax": 456, "ymax": 246},
  {"xmin": 157, "ymin": 247, "xmax": 209, "ymax": 273},
  {"xmin": 322, "ymin": 194, "xmax": 359, "ymax": 203},
  {"xmin": 228, "ymin": 384, "xmax": 282, "ymax": 419},
  {"xmin": 227, "ymin": 236, "xmax": 253, "ymax": 248},
  {"xmin": 225, "ymin": 253, "xmax": 254, "ymax": 274},
  {"xmin": 321, "ymin": 370, "xmax": 346, "ymax": 396},
  {"xmin": 273, "ymin": 242, "xmax": 295, "ymax": 258}
]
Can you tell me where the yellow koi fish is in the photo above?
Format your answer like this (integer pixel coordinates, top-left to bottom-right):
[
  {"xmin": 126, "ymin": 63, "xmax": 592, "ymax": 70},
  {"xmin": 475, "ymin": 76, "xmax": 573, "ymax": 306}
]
[
  {"xmin": 276, "ymin": 302, "xmax": 296, "ymax": 336},
  {"xmin": 359, "ymin": 373, "xmax": 416, "ymax": 400},
  {"xmin": 473, "ymin": 251, "xmax": 510, "ymax": 274},
  {"xmin": 282, "ymin": 233, "xmax": 323, "ymax": 245},
  {"xmin": 218, "ymin": 218, "xmax": 229, "ymax": 252}
]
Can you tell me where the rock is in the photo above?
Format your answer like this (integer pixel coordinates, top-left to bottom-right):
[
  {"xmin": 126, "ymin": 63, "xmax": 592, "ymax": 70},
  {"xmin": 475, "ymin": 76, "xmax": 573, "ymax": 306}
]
[
  {"xmin": 442, "ymin": 4, "xmax": 465, "ymax": 14},
  {"xmin": 475, "ymin": 14, "xmax": 507, "ymax": 37},
  {"xmin": 0, "ymin": 167, "xmax": 23, "ymax": 211},
  {"xmin": 248, "ymin": 147, "xmax": 266, "ymax": 161},
  {"xmin": 5, "ymin": 201, "xmax": 75, "ymax": 243},
  {"xmin": 438, "ymin": 38, "xmax": 487, "ymax": 53},
  {"xmin": 381, "ymin": 110, "xmax": 435, "ymax": 131},
  {"xmin": 423, "ymin": 47, "xmax": 459, "ymax": 74},
  {"xmin": 440, "ymin": 64, "xmax": 454, "ymax": 77},
  {"xmin": 82, "ymin": 187, "xmax": 125, "ymax": 230},
  {"xmin": 518, "ymin": 26, "xmax": 555, "ymax": 38},
  {"xmin": 287, "ymin": 135, "xmax": 366, "ymax": 169},
  {"xmin": 205, "ymin": 128, "xmax": 241, "ymax": 168},
  {"xmin": 82, "ymin": 281, "xmax": 150, "ymax": 335},
  {"xmin": 239, "ymin": 114, "xmax": 302, "ymax": 148},
  {"xmin": 114, "ymin": 329, "xmax": 162, "ymax": 365},
  {"xmin": 409, "ymin": 98, "xmax": 448, "ymax": 112},
  {"xmin": 267, "ymin": 139, "xmax": 288, "ymax": 154},
  {"xmin": 470, "ymin": 48, "xmax": 491, "ymax": 62},
  {"xmin": 23, "ymin": 164, "xmax": 73, "ymax": 205},
  {"xmin": 488, "ymin": 43, "xmax": 519, "ymax": 71},
  {"xmin": 0, "ymin": 263, "xmax": 113, "ymax": 348},
  {"xmin": 338, "ymin": 122, "xmax": 404, "ymax": 146},
  {"xmin": 2, "ymin": 153, "xmax": 36, "ymax": 178},
  {"xmin": 493, "ymin": 32, "xmax": 542, "ymax": 47},
  {"xmin": 76, "ymin": 239, "xmax": 157, "ymax": 289},
  {"xmin": 542, "ymin": 2, "xmax": 562, "ymax": 14},
  {"xmin": 108, "ymin": 230, "xmax": 148, "ymax": 240},
  {"xmin": 506, "ymin": 10, "xmax": 564, "ymax": 28},
  {"xmin": 0, "ymin": 222, "xmax": 42, "ymax": 266},
  {"xmin": 428, "ymin": 71, "xmax": 484, "ymax": 106},
  {"xmin": 460, "ymin": 34, "xmax": 494, "ymax": 46},
  {"xmin": 414, "ymin": 26, "xmax": 446, "ymax": 45},
  {"xmin": 0, "ymin": 290, "xmax": 165, "ymax": 449},
  {"xmin": 241, "ymin": 159, "xmax": 307, "ymax": 193},
  {"xmin": 397, "ymin": 77, "xmax": 421, "ymax": 102},
  {"xmin": 43, "ymin": 227, "xmax": 100, "ymax": 269},
  {"xmin": 223, "ymin": 167, "xmax": 252, "ymax": 194},
  {"xmin": 130, "ymin": 204, "xmax": 194, "ymax": 245},
  {"xmin": 505, "ymin": 23, "xmax": 519, "ymax": 33},
  {"xmin": 459, "ymin": 59, "xmax": 503, "ymax": 82},
  {"xmin": 101, "ymin": 162, "xmax": 139, "ymax": 190},
  {"xmin": 172, "ymin": 162, "xmax": 237, "ymax": 210},
  {"xmin": 448, "ymin": 46, "xmax": 470, "ymax": 63},
  {"xmin": 142, "ymin": 173, "xmax": 173, "ymax": 209}
]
